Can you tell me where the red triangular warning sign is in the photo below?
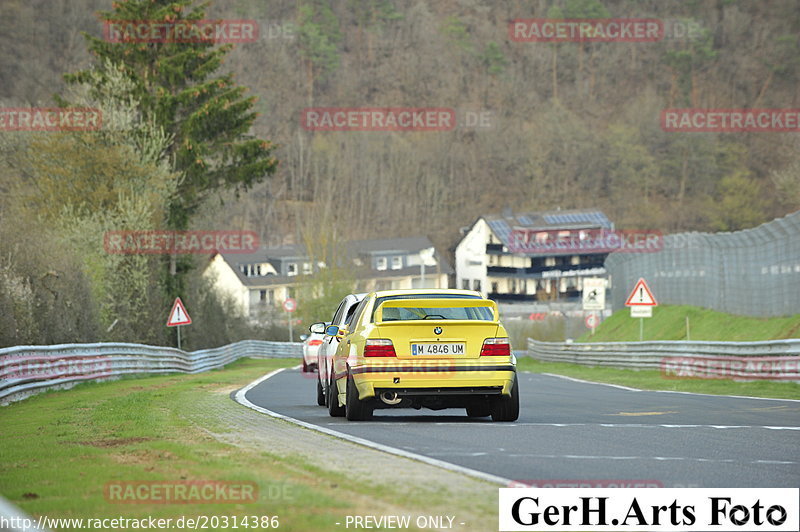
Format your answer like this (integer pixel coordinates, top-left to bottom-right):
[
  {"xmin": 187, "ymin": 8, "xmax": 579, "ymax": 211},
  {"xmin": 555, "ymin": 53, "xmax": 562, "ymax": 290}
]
[
  {"xmin": 625, "ymin": 278, "xmax": 657, "ymax": 306},
  {"xmin": 167, "ymin": 297, "xmax": 192, "ymax": 326}
]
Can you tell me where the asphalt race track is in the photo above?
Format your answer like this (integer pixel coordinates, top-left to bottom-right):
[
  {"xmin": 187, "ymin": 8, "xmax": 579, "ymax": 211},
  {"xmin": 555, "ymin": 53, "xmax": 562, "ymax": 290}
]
[{"xmin": 243, "ymin": 368, "xmax": 800, "ymax": 488}]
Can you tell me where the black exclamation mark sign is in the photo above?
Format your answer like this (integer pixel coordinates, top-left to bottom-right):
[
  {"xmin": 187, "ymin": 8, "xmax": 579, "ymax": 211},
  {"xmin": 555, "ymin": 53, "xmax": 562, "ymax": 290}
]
[{"xmin": 639, "ymin": 287, "xmax": 643, "ymax": 302}]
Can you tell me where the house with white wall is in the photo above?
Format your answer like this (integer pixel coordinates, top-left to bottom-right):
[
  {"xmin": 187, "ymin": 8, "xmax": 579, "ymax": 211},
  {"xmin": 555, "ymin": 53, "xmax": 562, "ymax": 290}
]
[
  {"xmin": 204, "ymin": 236, "xmax": 451, "ymax": 321},
  {"xmin": 455, "ymin": 209, "xmax": 613, "ymax": 304}
]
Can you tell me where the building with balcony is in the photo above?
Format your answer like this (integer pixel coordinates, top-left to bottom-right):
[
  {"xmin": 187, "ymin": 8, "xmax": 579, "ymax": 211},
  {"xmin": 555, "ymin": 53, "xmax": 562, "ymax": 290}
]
[{"xmin": 455, "ymin": 209, "xmax": 613, "ymax": 304}]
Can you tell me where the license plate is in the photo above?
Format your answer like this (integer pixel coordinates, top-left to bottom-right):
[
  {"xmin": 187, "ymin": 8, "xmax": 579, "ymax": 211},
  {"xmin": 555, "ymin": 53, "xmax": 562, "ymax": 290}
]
[{"xmin": 411, "ymin": 343, "xmax": 465, "ymax": 355}]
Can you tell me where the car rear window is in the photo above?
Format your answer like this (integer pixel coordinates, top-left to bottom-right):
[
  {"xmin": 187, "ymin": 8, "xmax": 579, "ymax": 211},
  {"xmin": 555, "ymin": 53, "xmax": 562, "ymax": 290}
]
[{"xmin": 370, "ymin": 293, "xmax": 485, "ymax": 322}]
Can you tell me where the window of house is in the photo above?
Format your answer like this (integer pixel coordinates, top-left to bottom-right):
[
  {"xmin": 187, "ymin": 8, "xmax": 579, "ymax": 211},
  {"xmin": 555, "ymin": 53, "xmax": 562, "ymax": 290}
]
[
  {"xmin": 267, "ymin": 290, "xmax": 274, "ymax": 305},
  {"xmin": 473, "ymin": 279, "xmax": 481, "ymax": 291},
  {"xmin": 302, "ymin": 262, "xmax": 312, "ymax": 274},
  {"xmin": 287, "ymin": 263, "xmax": 297, "ymax": 276},
  {"xmin": 391, "ymin": 256, "xmax": 402, "ymax": 270},
  {"xmin": 259, "ymin": 290, "xmax": 267, "ymax": 302},
  {"xmin": 571, "ymin": 255, "xmax": 580, "ymax": 265},
  {"xmin": 491, "ymin": 282, "xmax": 498, "ymax": 293},
  {"xmin": 376, "ymin": 257, "xmax": 387, "ymax": 271},
  {"xmin": 545, "ymin": 257, "xmax": 556, "ymax": 267},
  {"xmin": 462, "ymin": 279, "xmax": 470, "ymax": 290}
]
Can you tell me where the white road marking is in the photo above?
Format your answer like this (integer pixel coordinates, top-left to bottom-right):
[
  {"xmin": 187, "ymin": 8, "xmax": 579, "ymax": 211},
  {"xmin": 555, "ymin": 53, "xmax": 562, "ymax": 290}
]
[
  {"xmin": 537, "ymin": 372, "xmax": 800, "ymax": 403},
  {"xmin": 421, "ymin": 452, "xmax": 796, "ymax": 465},
  {"xmin": 540, "ymin": 373, "xmax": 641, "ymax": 391},
  {"xmin": 233, "ymin": 367, "xmax": 513, "ymax": 486},
  {"xmin": 430, "ymin": 422, "xmax": 800, "ymax": 430}
]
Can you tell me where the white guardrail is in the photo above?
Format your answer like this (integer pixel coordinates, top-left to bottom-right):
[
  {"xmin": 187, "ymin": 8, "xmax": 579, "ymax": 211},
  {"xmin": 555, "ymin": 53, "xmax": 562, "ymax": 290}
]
[
  {"xmin": 0, "ymin": 340, "xmax": 301, "ymax": 532},
  {"xmin": 0, "ymin": 340, "xmax": 302, "ymax": 405},
  {"xmin": 527, "ymin": 338, "xmax": 800, "ymax": 381}
]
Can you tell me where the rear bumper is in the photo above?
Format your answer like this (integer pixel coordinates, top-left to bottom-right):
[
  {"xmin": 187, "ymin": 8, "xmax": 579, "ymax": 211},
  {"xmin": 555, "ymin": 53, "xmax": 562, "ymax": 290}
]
[{"xmin": 349, "ymin": 362, "xmax": 516, "ymax": 399}]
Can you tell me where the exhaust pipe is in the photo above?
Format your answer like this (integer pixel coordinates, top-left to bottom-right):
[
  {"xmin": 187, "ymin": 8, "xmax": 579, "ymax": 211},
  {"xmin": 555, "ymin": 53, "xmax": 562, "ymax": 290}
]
[{"xmin": 379, "ymin": 391, "xmax": 402, "ymax": 405}]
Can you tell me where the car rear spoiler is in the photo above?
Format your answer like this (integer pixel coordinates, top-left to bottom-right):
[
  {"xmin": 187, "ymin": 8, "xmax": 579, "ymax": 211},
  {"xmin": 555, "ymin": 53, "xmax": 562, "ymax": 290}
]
[{"xmin": 374, "ymin": 298, "xmax": 499, "ymax": 323}]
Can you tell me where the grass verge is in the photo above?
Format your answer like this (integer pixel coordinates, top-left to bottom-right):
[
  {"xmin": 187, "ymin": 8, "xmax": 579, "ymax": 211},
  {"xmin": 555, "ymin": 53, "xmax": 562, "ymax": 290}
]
[
  {"xmin": 578, "ymin": 304, "xmax": 800, "ymax": 342},
  {"xmin": 0, "ymin": 358, "xmax": 495, "ymax": 531},
  {"xmin": 516, "ymin": 357, "xmax": 800, "ymax": 400}
]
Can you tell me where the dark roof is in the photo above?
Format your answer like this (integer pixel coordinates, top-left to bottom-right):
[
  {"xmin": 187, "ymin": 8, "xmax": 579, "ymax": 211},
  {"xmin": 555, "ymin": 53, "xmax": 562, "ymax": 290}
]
[
  {"xmin": 213, "ymin": 236, "xmax": 452, "ymax": 288},
  {"xmin": 480, "ymin": 209, "xmax": 613, "ymax": 249},
  {"xmin": 346, "ymin": 236, "xmax": 436, "ymax": 255}
]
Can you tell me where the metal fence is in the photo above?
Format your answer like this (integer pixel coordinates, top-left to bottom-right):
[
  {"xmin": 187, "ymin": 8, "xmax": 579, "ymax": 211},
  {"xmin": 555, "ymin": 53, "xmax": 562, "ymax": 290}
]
[
  {"xmin": 604, "ymin": 210, "xmax": 800, "ymax": 317},
  {"xmin": 527, "ymin": 338, "xmax": 800, "ymax": 380},
  {"xmin": 0, "ymin": 340, "xmax": 302, "ymax": 405}
]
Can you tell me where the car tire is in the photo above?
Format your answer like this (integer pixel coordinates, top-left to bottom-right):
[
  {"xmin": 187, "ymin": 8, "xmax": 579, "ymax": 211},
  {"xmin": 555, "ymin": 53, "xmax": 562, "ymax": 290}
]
[
  {"xmin": 466, "ymin": 404, "xmax": 491, "ymax": 418},
  {"xmin": 316, "ymin": 377, "xmax": 326, "ymax": 406},
  {"xmin": 302, "ymin": 358, "xmax": 309, "ymax": 373},
  {"xmin": 327, "ymin": 374, "xmax": 345, "ymax": 417},
  {"xmin": 345, "ymin": 370, "xmax": 372, "ymax": 421},
  {"xmin": 490, "ymin": 374, "xmax": 519, "ymax": 422}
]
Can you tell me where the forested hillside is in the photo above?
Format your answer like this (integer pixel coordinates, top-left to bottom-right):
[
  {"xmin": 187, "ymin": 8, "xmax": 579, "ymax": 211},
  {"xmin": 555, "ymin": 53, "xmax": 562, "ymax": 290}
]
[
  {"xmin": 3, "ymin": 0, "xmax": 799, "ymax": 248},
  {"xmin": 0, "ymin": 0, "xmax": 798, "ymax": 346}
]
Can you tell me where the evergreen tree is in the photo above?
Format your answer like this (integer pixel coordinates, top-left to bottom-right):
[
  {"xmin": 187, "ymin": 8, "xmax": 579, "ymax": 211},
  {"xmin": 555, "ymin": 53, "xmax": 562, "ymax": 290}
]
[
  {"xmin": 63, "ymin": 0, "xmax": 277, "ymax": 231},
  {"xmin": 62, "ymin": 0, "xmax": 278, "ymax": 297}
]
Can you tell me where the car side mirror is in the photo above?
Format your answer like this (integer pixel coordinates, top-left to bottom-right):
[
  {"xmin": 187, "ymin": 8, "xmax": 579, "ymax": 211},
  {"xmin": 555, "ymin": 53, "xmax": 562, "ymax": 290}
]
[{"xmin": 310, "ymin": 322, "xmax": 326, "ymax": 334}]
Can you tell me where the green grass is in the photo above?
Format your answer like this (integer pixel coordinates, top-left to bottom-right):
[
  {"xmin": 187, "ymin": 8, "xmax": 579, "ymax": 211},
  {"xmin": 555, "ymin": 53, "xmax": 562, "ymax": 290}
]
[
  {"xmin": 517, "ymin": 358, "xmax": 800, "ymax": 400},
  {"xmin": 1, "ymin": 359, "xmax": 491, "ymax": 531},
  {"xmin": 578, "ymin": 304, "xmax": 800, "ymax": 342}
]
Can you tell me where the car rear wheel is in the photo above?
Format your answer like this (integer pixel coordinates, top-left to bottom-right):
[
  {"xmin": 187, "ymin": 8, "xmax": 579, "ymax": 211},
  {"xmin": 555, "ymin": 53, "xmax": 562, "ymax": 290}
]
[
  {"xmin": 316, "ymin": 377, "xmax": 325, "ymax": 406},
  {"xmin": 490, "ymin": 374, "xmax": 519, "ymax": 422},
  {"xmin": 345, "ymin": 371, "xmax": 372, "ymax": 421},
  {"xmin": 466, "ymin": 404, "xmax": 491, "ymax": 417},
  {"xmin": 327, "ymin": 375, "xmax": 345, "ymax": 417}
]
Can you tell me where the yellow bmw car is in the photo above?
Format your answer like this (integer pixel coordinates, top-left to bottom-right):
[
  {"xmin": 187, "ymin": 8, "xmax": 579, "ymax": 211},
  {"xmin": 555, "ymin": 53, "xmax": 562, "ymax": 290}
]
[{"xmin": 325, "ymin": 289, "xmax": 519, "ymax": 422}]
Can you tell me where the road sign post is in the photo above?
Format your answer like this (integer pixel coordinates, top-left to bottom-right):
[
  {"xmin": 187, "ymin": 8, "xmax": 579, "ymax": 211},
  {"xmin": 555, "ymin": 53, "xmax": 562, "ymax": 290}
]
[
  {"xmin": 585, "ymin": 312, "xmax": 599, "ymax": 335},
  {"xmin": 166, "ymin": 297, "xmax": 192, "ymax": 350},
  {"xmin": 624, "ymin": 278, "xmax": 657, "ymax": 341},
  {"xmin": 283, "ymin": 298, "xmax": 297, "ymax": 343}
]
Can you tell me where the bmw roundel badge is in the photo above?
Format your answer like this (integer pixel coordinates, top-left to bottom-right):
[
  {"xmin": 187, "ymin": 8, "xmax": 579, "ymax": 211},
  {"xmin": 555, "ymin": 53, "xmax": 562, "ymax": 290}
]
[{"xmin": 433, "ymin": 326, "xmax": 443, "ymax": 335}]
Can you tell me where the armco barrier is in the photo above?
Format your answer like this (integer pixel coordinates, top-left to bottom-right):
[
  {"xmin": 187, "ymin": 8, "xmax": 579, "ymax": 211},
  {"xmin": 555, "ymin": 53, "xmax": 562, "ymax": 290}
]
[
  {"xmin": 0, "ymin": 340, "xmax": 302, "ymax": 405},
  {"xmin": 527, "ymin": 338, "xmax": 800, "ymax": 381}
]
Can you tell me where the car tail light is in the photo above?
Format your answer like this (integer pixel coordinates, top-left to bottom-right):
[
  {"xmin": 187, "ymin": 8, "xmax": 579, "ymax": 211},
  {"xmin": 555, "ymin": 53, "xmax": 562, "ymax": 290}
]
[
  {"xmin": 480, "ymin": 337, "xmax": 511, "ymax": 356},
  {"xmin": 364, "ymin": 339, "xmax": 396, "ymax": 357},
  {"xmin": 308, "ymin": 339, "xmax": 323, "ymax": 346}
]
